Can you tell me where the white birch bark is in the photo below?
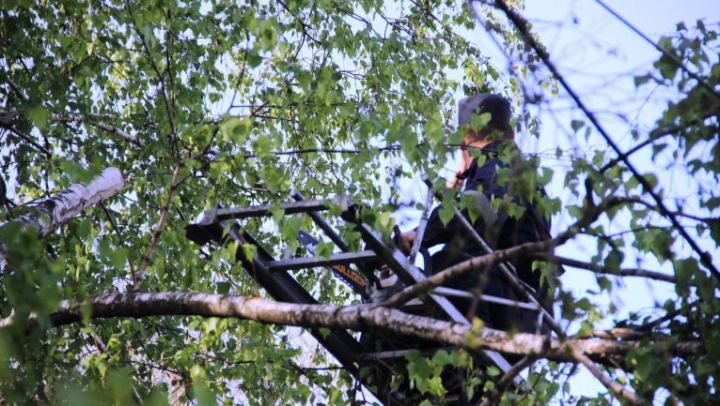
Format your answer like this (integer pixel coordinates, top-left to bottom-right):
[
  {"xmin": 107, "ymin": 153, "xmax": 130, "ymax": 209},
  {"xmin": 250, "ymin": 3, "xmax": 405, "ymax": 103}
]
[{"xmin": 0, "ymin": 167, "xmax": 125, "ymax": 260}]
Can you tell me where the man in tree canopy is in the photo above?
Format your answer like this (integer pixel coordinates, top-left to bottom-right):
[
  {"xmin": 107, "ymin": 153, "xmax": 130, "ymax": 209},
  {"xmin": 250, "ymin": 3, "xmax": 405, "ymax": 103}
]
[
  {"xmin": 399, "ymin": 93, "xmax": 556, "ymax": 334},
  {"xmin": 361, "ymin": 94, "xmax": 558, "ymax": 405}
]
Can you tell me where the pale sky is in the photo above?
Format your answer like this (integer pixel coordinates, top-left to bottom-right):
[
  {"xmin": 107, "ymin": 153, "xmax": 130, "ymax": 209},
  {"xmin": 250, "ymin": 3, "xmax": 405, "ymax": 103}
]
[{"xmin": 513, "ymin": 1, "xmax": 718, "ymax": 402}]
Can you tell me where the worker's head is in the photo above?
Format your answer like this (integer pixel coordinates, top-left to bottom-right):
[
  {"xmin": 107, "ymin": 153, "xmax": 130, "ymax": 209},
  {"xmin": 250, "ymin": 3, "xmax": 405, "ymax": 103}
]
[{"xmin": 457, "ymin": 93, "xmax": 514, "ymax": 143}]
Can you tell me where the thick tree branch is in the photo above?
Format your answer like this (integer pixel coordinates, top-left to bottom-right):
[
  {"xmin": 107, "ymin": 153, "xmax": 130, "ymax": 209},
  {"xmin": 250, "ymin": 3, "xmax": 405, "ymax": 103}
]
[
  {"xmin": 0, "ymin": 292, "xmax": 703, "ymax": 365},
  {"xmin": 0, "ymin": 168, "xmax": 125, "ymax": 260}
]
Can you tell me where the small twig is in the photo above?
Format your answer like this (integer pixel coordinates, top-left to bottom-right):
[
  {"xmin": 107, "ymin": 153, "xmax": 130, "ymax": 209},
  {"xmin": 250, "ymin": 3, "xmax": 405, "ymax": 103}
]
[
  {"xmin": 1, "ymin": 110, "xmax": 144, "ymax": 147},
  {"xmin": 481, "ymin": 355, "xmax": 537, "ymax": 406},
  {"xmin": 633, "ymin": 305, "xmax": 690, "ymax": 332},
  {"xmin": 93, "ymin": 121, "xmax": 144, "ymax": 147},
  {"xmin": 7, "ymin": 127, "xmax": 52, "ymax": 157},
  {"xmin": 570, "ymin": 346, "xmax": 644, "ymax": 405},
  {"xmin": 5, "ymin": 76, "xmax": 29, "ymax": 101},
  {"xmin": 100, "ymin": 202, "xmax": 137, "ymax": 284},
  {"xmin": 91, "ymin": 334, "xmax": 144, "ymax": 404},
  {"xmin": 595, "ymin": 0, "xmax": 720, "ymax": 101},
  {"xmin": 278, "ymin": 0, "xmax": 322, "ymax": 45},
  {"xmin": 125, "ymin": 0, "xmax": 177, "ymax": 145},
  {"xmin": 480, "ymin": 355, "xmax": 537, "ymax": 406},
  {"xmin": 599, "ymin": 114, "xmax": 711, "ymax": 173},
  {"xmin": 56, "ymin": 113, "xmax": 144, "ymax": 147},
  {"xmin": 132, "ymin": 164, "xmax": 182, "ymax": 290},
  {"xmin": 621, "ymin": 196, "xmax": 717, "ymax": 223},
  {"xmin": 536, "ymin": 254, "xmax": 676, "ymax": 283}
]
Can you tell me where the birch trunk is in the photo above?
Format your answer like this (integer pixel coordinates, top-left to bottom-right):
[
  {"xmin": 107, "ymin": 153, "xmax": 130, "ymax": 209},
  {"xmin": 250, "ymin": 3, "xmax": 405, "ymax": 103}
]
[{"xmin": 0, "ymin": 167, "xmax": 125, "ymax": 260}]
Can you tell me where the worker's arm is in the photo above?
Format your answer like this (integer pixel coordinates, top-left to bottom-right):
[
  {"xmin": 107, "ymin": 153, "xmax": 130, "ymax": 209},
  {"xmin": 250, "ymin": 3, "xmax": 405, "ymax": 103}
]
[{"xmin": 400, "ymin": 201, "xmax": 485, "ymax": 255}]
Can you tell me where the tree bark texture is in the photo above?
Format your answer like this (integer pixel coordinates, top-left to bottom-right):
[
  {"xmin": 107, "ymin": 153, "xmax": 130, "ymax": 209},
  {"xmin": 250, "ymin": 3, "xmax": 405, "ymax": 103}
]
[
  {"xmin": 0, "ymin": 167, "xmax": 125, "ymax": 259},
  {"xmin": 0, "ymin": 292, "xmax": 702, "ymax": 367}
]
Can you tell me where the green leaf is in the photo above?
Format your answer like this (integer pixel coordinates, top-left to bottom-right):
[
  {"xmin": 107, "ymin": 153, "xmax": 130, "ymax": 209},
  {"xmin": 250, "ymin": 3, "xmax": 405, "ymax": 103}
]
[
  {"xmin": 216, "ymin": 281, "xmax": 230, "ymax": 294},
  {"xmin": 242, "ymin": 243, "xmax": 257, "ymax": 262},
  {"xmin": 570, "ymin": 119, "xmax": 584, "ymax": 132},
  {"xmin": 220, "ymin": 117, "xmax": 252, "ymax": 143},
  {"xmin": 470, "ymin": 112, "xmax": 491, "ymax": 133},
  {"xmin": 439, "ymin": 200, "xmax": 455, "ymax": 226},
  {"xmin": 109, "ymin": 248, "xmax": 126, "ymax": 270},
  {"xmin": 246, "ymin": 50, "xmax": 263, "ymax": 68},
  {"xmin": 315, "ymin": 242, "xmax": 334, "ymax": 259},
  {"xmin": 633, "ymin": 74, "xmax": 653, "ymax": 87},
  {"xmin": 27, "ymin": 105, "xmax": 49, "ymax": 129}
]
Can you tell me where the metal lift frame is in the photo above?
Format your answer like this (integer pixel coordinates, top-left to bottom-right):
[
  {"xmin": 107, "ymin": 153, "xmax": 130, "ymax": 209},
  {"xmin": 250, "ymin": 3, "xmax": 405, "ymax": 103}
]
[{"xmin": 186, "ymin": 190, "xmax": 557, "ymax": 405}]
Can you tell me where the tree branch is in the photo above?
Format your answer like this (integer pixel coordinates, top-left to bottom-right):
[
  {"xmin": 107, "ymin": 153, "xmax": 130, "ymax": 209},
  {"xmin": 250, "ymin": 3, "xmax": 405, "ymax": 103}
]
[
  {"xmin": 5, "ymin": 76, "xmax": 29, "ymax": 101},
  {"xmin": 382, "ymin": 238, "xmax": 554, "ymax": 308},
  {"xmin": 570, "ymin": 346, "xmax": 644, "ymax": 405},
  {"xmin": 100, "ymin": 202, "xmax": 137, "ymax": 282},
  {"xmin": 0, "ymin": 168, "xmax": 125, "ymax": 260},
  {"xmin": 479, "ymin": 355, "xmax": 537, "ymax": 406},
  {"xmin": 124, "ymin": 0, "xmax": 177, "ymax": 144},
  {"xmin": 594, "ymin": 0, "xmax": 720, "ymax": 101},
  {"xmin": 599, "ymin": 114, "xmax": 712, "ymax": 173},
  {"xmin": 382, "ymin": 191, "xmax": 628, "ymax": 314},
  {"xmin": 7, "ymin": 127, "xmax": 52, "ymax": 157},
  {"xmin": 0, "ymin": 110, "xmax": 144, "ymax": 147},
  {"xmin": 491, "ymin": 0, "xmax": 720, "ymax": 280},
  {"xmin": 53, "ymin": 113, "xmax": 144, "ymax": 147},
  {"xmin": 592, "ymin": 328, "xmax": 647, "ymax": 340},
  {"xmin": 0, "ymin": 292, "xmax": 703, "ymax": 365},
  {"xmin": 536, "ymin": 254, "xmax": 676, "ymax": 283},
  {"xmin": 133, "ymin": 164, "xmax": 182, "ymax": 289}
]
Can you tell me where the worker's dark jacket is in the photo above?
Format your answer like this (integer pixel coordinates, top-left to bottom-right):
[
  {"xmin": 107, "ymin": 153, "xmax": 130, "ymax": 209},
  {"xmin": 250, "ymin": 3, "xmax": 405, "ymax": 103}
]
[{"xmin": 422, "ymin": 140, "xmax": 555, "ymax": 333}]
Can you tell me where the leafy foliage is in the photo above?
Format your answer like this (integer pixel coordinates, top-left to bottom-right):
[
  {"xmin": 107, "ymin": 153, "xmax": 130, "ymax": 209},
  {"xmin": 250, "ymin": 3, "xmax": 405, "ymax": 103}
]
[{"xmin": 0, "ymin": 0, "xmax": 718, "ymax": 405}]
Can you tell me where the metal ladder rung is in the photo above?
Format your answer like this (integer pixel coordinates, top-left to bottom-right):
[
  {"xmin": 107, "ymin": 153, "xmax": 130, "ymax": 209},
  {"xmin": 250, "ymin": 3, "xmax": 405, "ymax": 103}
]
[
  {"xmin": 343, "ymin": 215, "xmax": 526, "ymax": 387},
  {"xmin": 363, "ymin": 346, "xmax": 461, "ymax": 360},
  {"xmin": 266, "ymin": 250, "xmax": 378, "ymax": 272},
  {"xmin": 186, "ymin": 193, "xmax": 547, "ymax": 404},
  {"xmin": 432, "ymin": 287, "xmax": 541, "ymax": 311},
  {"xmin": 400, "ymin": 298, "xmax": 426, "ymax": 312},
  {"xmin": 193, "ymin": 199, "xmax": 337, "ymax": 225},
  {"xmin": 399, "ymin": 291, "xmax": 539, "ymax": 313}
]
